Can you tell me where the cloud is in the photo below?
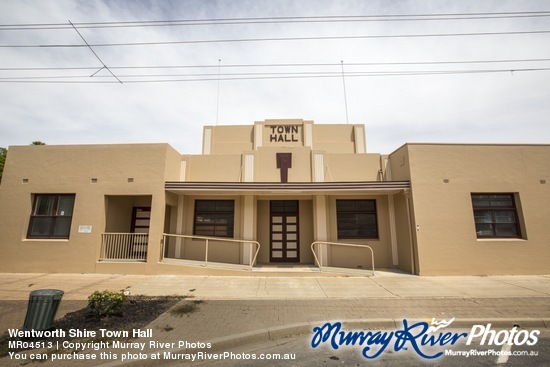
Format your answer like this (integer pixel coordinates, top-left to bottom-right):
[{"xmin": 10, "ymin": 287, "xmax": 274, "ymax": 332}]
[{"xmin": 0, "ymin": 0, "xmax": 549, "ymax": 154}]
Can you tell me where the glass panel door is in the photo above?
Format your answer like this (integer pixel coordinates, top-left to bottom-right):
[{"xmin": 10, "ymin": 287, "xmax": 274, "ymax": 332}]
[
  {"xmin": 270, "ymin": 200, "xmax": 299, "ymax": 262},
  {"xmin": 131, "ymin": 207, "xmax": 150, "ymax": 255}
]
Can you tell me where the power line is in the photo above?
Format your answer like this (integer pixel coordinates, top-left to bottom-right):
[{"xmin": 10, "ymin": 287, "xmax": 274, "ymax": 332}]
[
  {"xmin": 341, "ymin": 61, "xmax": 349, "ymax": 124},
  {"xmin": 1, "ymin": 30, "xmax": 549, "ymax": 48},
  {"xmin": 216, "ymin": 59, "xmax": 221, "ymax": 125},
  {"xmin": 1, "ymin": 66, "xmax": 549, "ymax": 83},
  {"xmin": 1, "ymin": 57, "xmax": 550, "ymax": 71},
  {"xmin": 3, "ymin": 66, "xmax": 550, "ymax": 79},
  {"xmin": 68, "ymin": 20, "xmax": 122, "ymax": 84},
  {"xmin": 1, "ymin": 11, "xmax": 550, "ymax": 30}
]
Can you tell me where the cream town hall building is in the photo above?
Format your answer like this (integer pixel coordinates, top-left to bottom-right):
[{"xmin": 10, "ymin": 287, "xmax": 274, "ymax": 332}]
[{"xmin": 0, "ymin": 119, "xmax": 548, "ymax": 276}]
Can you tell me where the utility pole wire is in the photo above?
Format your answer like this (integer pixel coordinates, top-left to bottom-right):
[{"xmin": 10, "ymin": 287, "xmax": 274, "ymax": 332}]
[
  {"xmin": 1, "ymin": 67, "xmax": 549, "ymax": 83},
  {"xmin": 2, "ymin": 67, "xmax": 550, "ymax": 80},
  {"xmin": 341, "ymin": 61, "xmax": 349, "ymax": 124},
  {"xmin": 2, "ymin": 10, "xmax": 550, "ymax": 30},
  {"xmin": 68, "ymin": 20, "xmax": 122, "ymax": 84},
  {"xmin": 90, "ymin": 66, "xmax": 106, "ymax": 77},
  {"xmin": 1, "ymin": 57, "xmax": 550, "ymax": 71},
  {"xmin": 2, "ymin": 29, "xmax": 550, "ymax": 48},
  {"xmin": 216, "ymin": 59, "xmax": 221, "ymax": 125}
]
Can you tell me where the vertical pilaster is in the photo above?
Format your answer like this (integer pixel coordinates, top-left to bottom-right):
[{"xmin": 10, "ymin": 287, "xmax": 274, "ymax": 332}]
[
  {"xmin": 313, "ymin": 152, "xmax": 325, "ymax": 182},
  {"xmin": 254, "ymin": 123, "xmax": 263, "ymax": 150},
  {"xmin": 242, "ymin": 195, "xmax": 255, "ymax": 265},
  {"xmin": 175, "ymin": 195, "xmax": 185, "ymax": 258},
  {"xmin": 388, "ymin": 194, "xmax": 399, "ymax": 266},
  {"xmin": 202, "ymin": 127, "xmax": 213, "ymax": 155},
  {"xmin": 303, "ymin": 120, "xmax": 313, "ymax": 148},
  {"xmin": 180, "ymin": 160, "xmax": 187, "ymax": 181},
  {"xmin": 354, "ymin": 124, "xmax": 366, "ymax": 154},
  {"xmin": 313, "ymin": 195, "xmax": 328, "ymax": 266},
  {"xmin": 243, "ymin": 153, "xmax": 255, "ymax": 182}
]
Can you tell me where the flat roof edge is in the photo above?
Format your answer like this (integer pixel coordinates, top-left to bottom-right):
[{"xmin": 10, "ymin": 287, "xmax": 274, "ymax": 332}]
[{"xmin": 165, "ymin": 181, "xmax": 411, "ymax": 192}]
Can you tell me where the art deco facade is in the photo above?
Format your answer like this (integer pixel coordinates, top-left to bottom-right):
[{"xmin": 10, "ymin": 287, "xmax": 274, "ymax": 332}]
[{"xmin": 0, "ymin": 119, "xmax": 548, "ymax": 275}]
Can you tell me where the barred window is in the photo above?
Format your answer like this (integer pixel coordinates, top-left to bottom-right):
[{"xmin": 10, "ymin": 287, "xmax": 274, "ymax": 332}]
[
  {"xmin": 193, "ymin": 200, "xmax": 234, "ymax": 238},
  {"xmin": 336, "ymin": 199, "xmax": 378, "ymax": 239},
  {"xmin": 471, "ymin": 194, "xmax": 521, "ymax": 238}
]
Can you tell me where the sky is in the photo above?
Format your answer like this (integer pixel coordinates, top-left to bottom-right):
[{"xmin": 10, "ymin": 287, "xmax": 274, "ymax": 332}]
[{"xmin": 0, "ymin": 0, "xmax": 549, "ymax": 154}]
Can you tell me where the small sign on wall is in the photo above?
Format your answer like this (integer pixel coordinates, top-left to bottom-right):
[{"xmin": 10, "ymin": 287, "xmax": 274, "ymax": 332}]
[{"xmin": 78, "ymin": 225, "xmax": 92, "ymax": 233}]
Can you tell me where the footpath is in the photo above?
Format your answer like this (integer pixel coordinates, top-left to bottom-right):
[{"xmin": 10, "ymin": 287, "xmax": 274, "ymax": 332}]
[{"xmin": 1, "ymin": 272, "xmax": 549, "ymax": 366}]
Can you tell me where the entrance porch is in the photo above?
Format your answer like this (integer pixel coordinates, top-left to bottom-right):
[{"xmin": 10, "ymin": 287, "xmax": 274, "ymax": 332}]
[{"xmin": 162, "ymin": 181, "xmax": 413, "ymax": 274}]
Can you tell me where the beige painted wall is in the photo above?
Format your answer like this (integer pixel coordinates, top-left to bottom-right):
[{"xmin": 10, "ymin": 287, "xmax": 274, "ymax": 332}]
[
  {"xmin": 0, "ymin": 143, "xmax": 179, "ymax": 274},
  {"xmin": 175, "ymin": 195, "xmax": 243, "ymax": 264},
  {"xmin": 326, "ymin": 195, "xmax": 392, "ymax": 269},
  {"xmin": 193, "ymin": 121, "xmax": 380, "ymax": 184},
  {"xmin": 209, "ymin": 125, "xmax": 254, "ymax": 154},
  {"xmin": 205, "ymin": 120, "xmax": 326, "ymax": 154},
  {"xmin": 393, "ymin": 193, "xmax": 414, "ymax": 273},
  {"xmin": 298, "ymin": 200, "xmax": 315, "ymax": 264},
  {"xmin": 205, "ymin": 121, "xmax": 367, "ymax": 154},
  {"xmin": 400, "ymin": 144, "xmax": 550, "ymax": 275},
  {"xmin": 187, "ymin": 155, "xmax": 242, "ymax": 181},
  {"xmin": 256, "ymin": 200, "xmax": 270, "ymax": 263},
  {"xmin": 312, "ymin": 124, "xmax": 356, "ymax": 153},
  {"xmin": 105, "ymin": 195, "xmax": 152, "ymax": 232},
  {"xmin": 324, "ymin": 153, "xmax": 382, "ymax": 181},
  {"xmin": 388, "ymin": 144, "xmax": 411, "ymax": 181},
  {"xmin": 254, "ymin": 147, "xmax": 313, "ymax": 182}
]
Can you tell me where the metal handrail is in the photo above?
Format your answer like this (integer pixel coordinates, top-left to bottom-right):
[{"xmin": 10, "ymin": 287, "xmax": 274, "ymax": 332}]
[
  {"xmin": 311, "ymin": 241, "xmax": 375, "ymax": 275},
  {"xmin": 100, "ymin": 233, "xmax": 148, "ymax": 262},
  {"xmin": 161, "ymin": 233, "xmax": 261, "ymax": 270}
]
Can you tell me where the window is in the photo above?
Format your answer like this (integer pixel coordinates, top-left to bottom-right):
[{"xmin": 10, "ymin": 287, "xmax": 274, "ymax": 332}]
[
  {"xmin": 27, "ymin": 194, "xmax": 75, "ymax": 239},
  {"xmin": 336, "ymin": 199, "xmax": 378, "ymax": 239},
  {"xmin": 193, "ymin": 200, "xmax": 234, "ymax": 238},
  {"xmin": 471, "ymin": 194, "xmax": 521, "ymax": 238}
]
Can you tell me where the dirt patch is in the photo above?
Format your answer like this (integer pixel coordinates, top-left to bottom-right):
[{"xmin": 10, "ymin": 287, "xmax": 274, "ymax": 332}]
[
  {"xmin": 169, "ymin": 300, "xmax": 204, "ymax": 317},
  {"xmin": 0, "ymin": 296, "xmax": 183, "ymax": 358}
]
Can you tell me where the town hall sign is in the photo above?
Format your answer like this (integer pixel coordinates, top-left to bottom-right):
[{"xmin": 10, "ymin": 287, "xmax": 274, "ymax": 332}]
[{"xmin": 268, "ymin": 125, "xmax": 301, "ymax": 143}]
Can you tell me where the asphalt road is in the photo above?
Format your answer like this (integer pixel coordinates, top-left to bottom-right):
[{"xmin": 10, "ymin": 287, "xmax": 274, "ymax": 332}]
[{"xmin": 176, "ymin": 328, "xmax": 549, "ymax": 367}]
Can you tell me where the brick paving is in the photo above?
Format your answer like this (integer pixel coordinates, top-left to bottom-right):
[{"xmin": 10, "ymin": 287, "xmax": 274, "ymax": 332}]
[
  {"xmin": 148, "ymin": 297, "xmax": 550, "ymax": 343},
  {"xmin": 1, "ymin": 273, "xmax": 549, "ymax": 366}
]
